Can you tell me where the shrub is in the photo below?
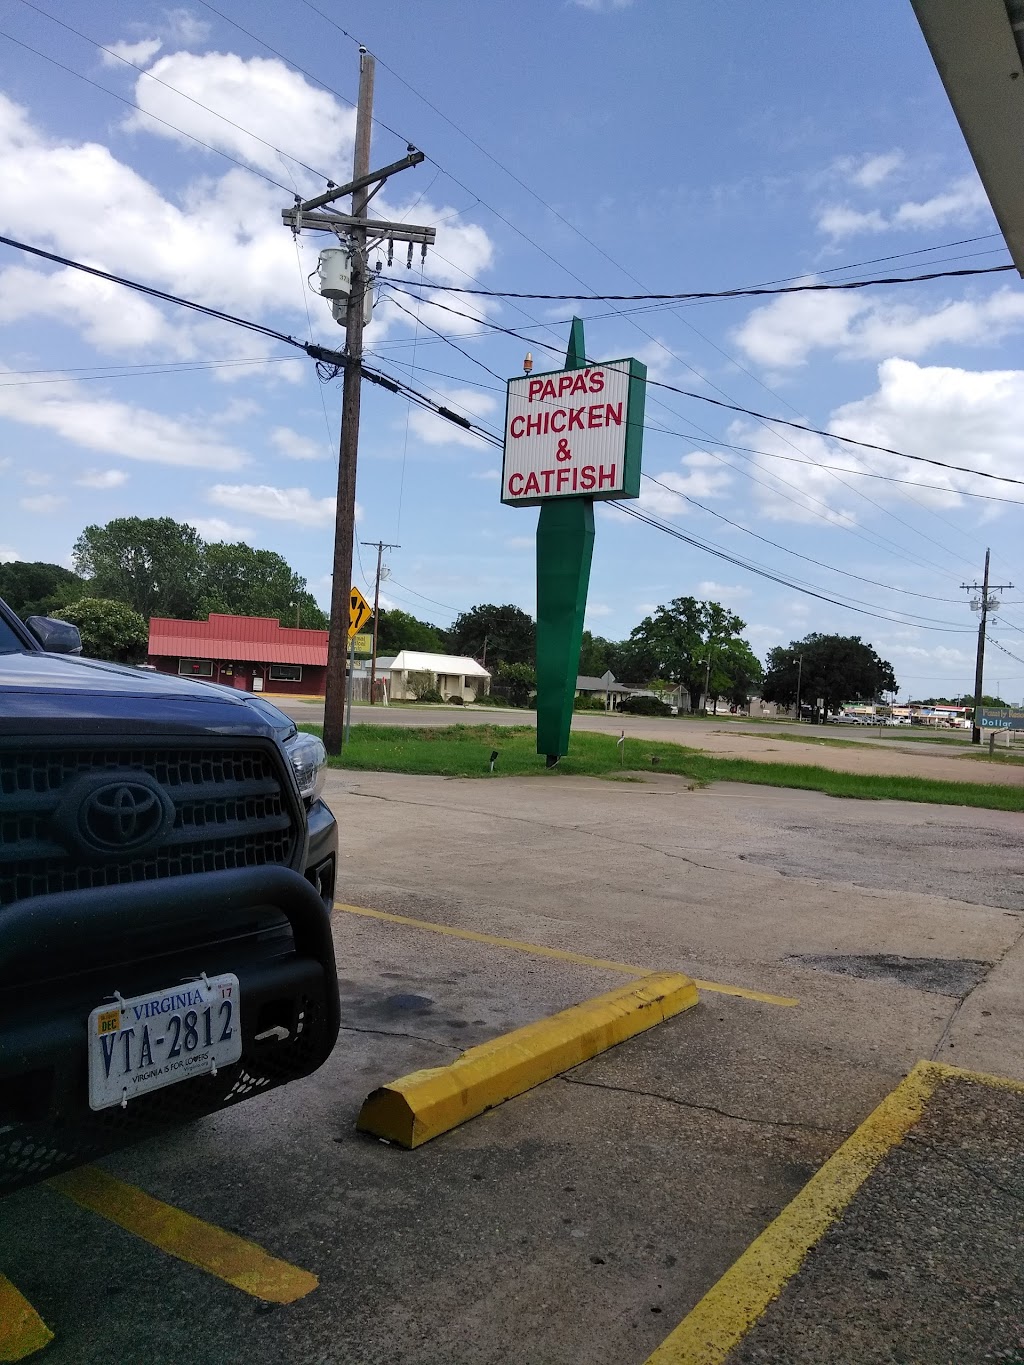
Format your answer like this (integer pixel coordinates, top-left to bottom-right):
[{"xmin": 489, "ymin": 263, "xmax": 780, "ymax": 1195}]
[
  {"xmin": 447, "ymin": 694, "xmax": 465, "ymax": 705},
  {"xmin": 574, "ymin": 693, "xmax": 606, "ymax": 711},
  {"xmin": 473, "ymin": 693, "xmax": 505, "ymax": 706},
  {"xmin": 407, "ymin": 669, "xmax": 440, "ymax": 701},
  {"xmin": 620, "ymin": 695, "xmax": 672, "ymax": 717}
]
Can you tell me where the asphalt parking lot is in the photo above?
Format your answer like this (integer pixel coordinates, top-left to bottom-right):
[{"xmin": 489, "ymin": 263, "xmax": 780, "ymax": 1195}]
[{"xmin": 2, "ymin": 769, "xmax": 1023, "ymax": 1363}]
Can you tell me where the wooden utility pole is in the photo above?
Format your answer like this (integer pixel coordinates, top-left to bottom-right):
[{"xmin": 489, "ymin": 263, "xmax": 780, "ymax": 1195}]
[
  {"xmin": 280, "ymin": 51, "xmax": 435, "ymax": 752},
  {"xmin": 321, "ymin": 49, "xmax": 375, "ymax": 753},
  {"xmin": 962, "ymin": 548, "xmax": 1013, "ymax": 745},
  {"xmin": 362, "ymin": 538, "xmax": 399, "ymax": 703}
]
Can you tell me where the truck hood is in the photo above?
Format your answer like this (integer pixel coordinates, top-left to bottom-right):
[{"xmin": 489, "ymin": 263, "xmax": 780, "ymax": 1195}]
[{"xmin": 0, "ymin": 650, "xmax": 294, "ymax": 738}]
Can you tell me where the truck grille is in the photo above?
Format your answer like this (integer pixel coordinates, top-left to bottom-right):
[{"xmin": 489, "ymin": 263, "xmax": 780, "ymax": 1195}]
[{"xmin": 0, "ymin": 743, "xmax": 300, "ymax": 906}]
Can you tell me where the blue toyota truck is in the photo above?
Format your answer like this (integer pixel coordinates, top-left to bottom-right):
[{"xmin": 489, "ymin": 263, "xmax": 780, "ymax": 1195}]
[{"xmin": 0, "ymin": 597, "xmax": 340, "ymax": 1193}]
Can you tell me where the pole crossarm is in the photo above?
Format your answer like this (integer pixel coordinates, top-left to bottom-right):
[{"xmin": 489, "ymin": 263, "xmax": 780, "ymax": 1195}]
[
  {"xmin": 281, "ymin": 208, "xmax": 436, "ymax": 245},
  {"xmin": 292, "ymin": 151, "xmax": 425, "ymax": 214}
]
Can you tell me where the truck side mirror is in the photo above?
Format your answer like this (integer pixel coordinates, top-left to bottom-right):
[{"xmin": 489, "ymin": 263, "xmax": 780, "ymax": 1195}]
[{"xmin": 25, "ymin": 615, "xmax": 83, "ymax": 655}]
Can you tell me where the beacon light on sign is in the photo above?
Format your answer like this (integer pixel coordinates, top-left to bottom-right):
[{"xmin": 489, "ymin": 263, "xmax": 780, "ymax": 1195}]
[{"xmin": 502, "ymin": 356, "xmax": 646, "ymax": 507}]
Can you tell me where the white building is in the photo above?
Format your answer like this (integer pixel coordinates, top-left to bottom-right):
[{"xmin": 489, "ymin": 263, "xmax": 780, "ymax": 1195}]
[{"xmin": 383, "ymin": 651, "xmax": 491, "ymax": 702}]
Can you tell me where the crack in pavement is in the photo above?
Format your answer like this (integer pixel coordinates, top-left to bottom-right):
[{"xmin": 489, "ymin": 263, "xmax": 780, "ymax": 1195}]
[
  {"xmin": 929, "ymin": 916, "xmax": 1024, "ymax": 1061},
  {"xmin": 560, "ymin": 1074, "xmax": 837, "ymax": 1134},
  {"xmin": 338, "ymin": 1024, "xmax": 462, "ymax": 1051}
]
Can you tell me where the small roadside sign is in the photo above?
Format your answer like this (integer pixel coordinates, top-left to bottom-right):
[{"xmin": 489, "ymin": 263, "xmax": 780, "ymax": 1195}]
[
  {"xmin": 352, "ymin": 632, "xmax": 373, "ymax": 654},
  {"xmin": 349, "ymin": 587, "xmax": 372, "ymax": 638}
]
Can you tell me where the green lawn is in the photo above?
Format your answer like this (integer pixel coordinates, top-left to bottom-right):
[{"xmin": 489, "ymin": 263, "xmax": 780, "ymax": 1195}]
[{"xmin": 299, "ymin": 722, "xmax": 1024, "ymax": 811}]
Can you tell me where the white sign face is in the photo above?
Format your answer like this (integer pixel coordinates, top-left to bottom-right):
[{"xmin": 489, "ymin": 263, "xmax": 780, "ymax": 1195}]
[{"xmin": 502, "ymin": 359, "xmax": 635, "ymax": 505}]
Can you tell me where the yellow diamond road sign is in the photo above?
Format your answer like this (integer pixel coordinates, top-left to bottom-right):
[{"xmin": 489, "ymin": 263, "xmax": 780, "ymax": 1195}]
[{"xmin": 349, "ymin": 586, "xmax": 372, "ymax": 639}]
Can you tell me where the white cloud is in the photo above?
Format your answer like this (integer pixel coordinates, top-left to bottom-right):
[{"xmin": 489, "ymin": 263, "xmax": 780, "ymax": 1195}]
[
  {"xmin": 209, "ymin": 483, "xmax": 336, "ymax": 526},
  {"xmin": 893, "ymin": 177, "xmax": 989, "ymax": 230},
  {"xmin": 0, "ymin": 371, "xmax": 248, "ymax": 469},
  {"xmin": 504, "ymin": 536, "xmax": 533, "ymax": 550},
  {"xmin": 100, "ymin": 38, "xmax": 163, "ymax": 68},
  {"xmin": 585, "ymin": 602, "xmax": 613, "ymax": 618},
  {"xmin": 818, "ymin": 175, "xmax": 989, "ymax": 239},
  {"xmin": 733, "ymin": 287, "xmax": 1024, "ymax": 369},
  {"xmin": 829, "ymin": 357, "xmax": 1024, "ymax": 503},
  {"xmin": 75, "ymin": 469, "xmax": 128, "ymax": 489},
  {"xmin": 164, "ymin": 9, "xmax": 211, "ymax": 46},
  {"xmin": 817, "ymin": 205, "xmax": 887, "ymax": 237},
  {"xmin": 407, "ymin": 386, "xmax": 498, "ymax": 449},
  {"xmin": 19, "ymin": 494, "xmax": 67, "ymax": 513},
  {"xmin": 123, "ymin": 51, "xmax": 355, "ymax": 182},
  {"xmin": 187, "ymin": 515, "xmax": 253, "ymax": 541},
  {"xmin": 0, "ymin": 93, "xmax": 496, "ymax": 364},
  {"xmin": 848, "ymin": 151, "xmax": 903, "ymax": 190},
  {"xmin": 639, "ymin": 451, "xmax": 733, "ymax": 516},
  {"xmin": 471, "ymin": 468, "xmax": 500, "ymax": 481},
  {"xmin": 696, "ymin": 581, "xmax": 752, "ymax": 602},
  {"xmin": 0, "ymin": 546, "xmax": 21, "ymax": 563},
  {"xmin": 270, "ymin": 425, "xmax": 325, "ymax": 461},
  {"xmin": 734, "ymin": 288, "xmax": 863, "ymax": 368}
]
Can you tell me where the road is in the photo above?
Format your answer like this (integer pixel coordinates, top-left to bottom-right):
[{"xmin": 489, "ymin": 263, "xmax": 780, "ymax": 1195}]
[{"xmin": 4, "ymin": 769, "xmax": 1023, "ymax": 1362}]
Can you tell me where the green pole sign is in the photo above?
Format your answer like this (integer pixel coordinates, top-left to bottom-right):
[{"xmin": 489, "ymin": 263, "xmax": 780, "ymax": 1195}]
[{"xmin": 501, "ymin": 317, "xmax": 646, "ymax": 764}]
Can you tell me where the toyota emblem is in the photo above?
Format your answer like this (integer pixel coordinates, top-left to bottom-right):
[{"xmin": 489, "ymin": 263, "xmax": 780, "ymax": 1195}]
[{"xmin": 53, "ymin": 771, "xmax": 175, "ymax": 860}]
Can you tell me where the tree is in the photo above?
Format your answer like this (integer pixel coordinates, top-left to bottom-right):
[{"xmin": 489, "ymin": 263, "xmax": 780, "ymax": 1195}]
[
  {"xmin": 0, "ymin": 561, "xmax": 84, "ymax": 619},
  {"xmin": 625, "ymin": 597, "xmax": 755, "ymax": 712},
  {"xmin": 579, "ymin": 631, "xmax": 614, "ymax": 677},
  {"xmin": 762, "ymin": 634, "xmax": 897, "ymax": 719},
  {"xmin": 71, "ymin": 517, "xmax": 327, "ymax": 627},
  {"xmin": 493, "ymin": 661, "xmax": 536, "ymax": 708},
  {"xmin": 55, "ymin": 597, "xmax": 149, "ymax": 663},
  {"xmin": 448, "ymin": 603, "xmax": 535, "ymax": 666},
  {"xmin": 73, "ymin": 517, "xmax": 205, "ymax": 618},
  {"xmin": 197, "ymin": 541, "xmax": 326, "ymax": 627},
  {"xmin": 375, "ymin": 608, "xmax": 447, "ymax": 655},
  {"xmin": 709, "ymin": 636, "xmax": 765, "ymax": 712}
]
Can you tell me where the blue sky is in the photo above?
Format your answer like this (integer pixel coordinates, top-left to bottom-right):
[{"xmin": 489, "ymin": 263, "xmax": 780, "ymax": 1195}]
[{"xmin": 1, "ymin": 0, "xmax": 1023, "ymax": 699}]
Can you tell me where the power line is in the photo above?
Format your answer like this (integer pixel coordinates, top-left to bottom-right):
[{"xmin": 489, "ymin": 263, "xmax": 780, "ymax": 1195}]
[
  {"xmin": 385, "ymin": 579, "xmax": 461, "ymax": 615},
  {"xmin": 640, "ymin": 474, "xmax": 965, "ymax": 603},
  {"xmin": 387, "ymin": 286, "xmax": 1024, "ymax": 492},
  {"xmin": 388, "ymin": 263, "xmax": 1016, "ymax": 302},
  {"xmin": 610, "ymin": 502, "xmax": 975, "ymax": 633},
  {"xmin": 0, "ymin": 233, "xmax": 506, "ymax": 452},
  {"xmin": 0, "ymin": 357, "xmax": 297, "ymax": 386}
]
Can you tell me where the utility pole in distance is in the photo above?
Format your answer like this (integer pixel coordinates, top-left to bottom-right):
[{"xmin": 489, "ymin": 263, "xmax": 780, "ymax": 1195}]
[
  {"xmin": 362, "ymin": 538, "xmax": 399, "ymax": 703},
  {"xmin": 282, "ymin": 48, "xmax": 436, "ymax": 753},
  {"xmin": 962, "ymin": 548, "xmax": 1013, "ymax": 745}
]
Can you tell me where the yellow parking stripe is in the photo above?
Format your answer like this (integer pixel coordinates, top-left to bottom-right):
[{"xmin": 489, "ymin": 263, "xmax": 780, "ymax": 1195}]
[
  {"xmin": 48, "ymin": 1167, "xmax": 317, "ymax": 1304},
  {"xmin": 0, "ymin": 1275, "xmax": 53, "ymax": 1362},
  {"xmin": 335, "ymin": 901, "xmax": 798, "ymax": 1006},
  {"xmin": 644, "ymin": 1061, "xmax": 1005, "ymax": 1365}
]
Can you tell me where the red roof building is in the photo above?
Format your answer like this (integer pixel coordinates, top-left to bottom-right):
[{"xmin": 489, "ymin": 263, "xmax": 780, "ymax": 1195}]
[{"xmin": 148, "ymin": 614, "xmax": 329, "ymax": 696}]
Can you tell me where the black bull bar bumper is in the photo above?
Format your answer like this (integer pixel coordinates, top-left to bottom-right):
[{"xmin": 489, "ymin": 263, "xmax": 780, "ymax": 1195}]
[{"xmin": 0, "ymin": 866, "xmax": 341, "ymax": 1193}]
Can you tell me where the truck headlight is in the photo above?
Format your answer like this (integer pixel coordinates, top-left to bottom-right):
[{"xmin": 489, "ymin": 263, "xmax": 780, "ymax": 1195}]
[{"xmin": 285, "ymin": 732, "xmax": 328, "ymax": 801}]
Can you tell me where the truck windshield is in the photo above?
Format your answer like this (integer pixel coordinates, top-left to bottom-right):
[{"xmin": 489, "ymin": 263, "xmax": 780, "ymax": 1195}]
[{"xmin": 0, "ymin": 617, "xmax": 27, "ymax": 653}]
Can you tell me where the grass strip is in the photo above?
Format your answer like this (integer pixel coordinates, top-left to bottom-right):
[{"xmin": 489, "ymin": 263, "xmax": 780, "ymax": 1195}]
[{"xmin": 300, "ymin": 723, "xmax": 1024, "ymax": 811}]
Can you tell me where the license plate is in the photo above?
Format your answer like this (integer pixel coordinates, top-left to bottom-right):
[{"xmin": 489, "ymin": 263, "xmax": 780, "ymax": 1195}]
[{"xmin": 88, "ymin": 974, "xmax": 241, "ymax": 1111}]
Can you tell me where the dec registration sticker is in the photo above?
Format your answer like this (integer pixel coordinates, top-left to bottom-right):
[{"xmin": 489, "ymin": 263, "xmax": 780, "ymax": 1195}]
[{"xmin": 87, "ymin": 973, "xmax": 242, "ymax": 1111}]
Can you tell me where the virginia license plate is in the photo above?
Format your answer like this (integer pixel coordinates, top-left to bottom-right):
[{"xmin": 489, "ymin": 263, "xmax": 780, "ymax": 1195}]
[{"xmin": 88, "ymin": 974, "xmax": 242, "ymax": 1111}]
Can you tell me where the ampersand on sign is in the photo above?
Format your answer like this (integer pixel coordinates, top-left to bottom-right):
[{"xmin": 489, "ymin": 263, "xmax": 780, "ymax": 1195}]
[{"xmin": 555, "ymin": 437, "xmax": 572, "ymax": 462}]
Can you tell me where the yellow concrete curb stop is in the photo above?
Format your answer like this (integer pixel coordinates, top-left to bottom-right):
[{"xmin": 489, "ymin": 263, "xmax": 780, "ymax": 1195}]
[
  {"xmin": 356, "ymin": 970, "xmax": 699, "ymax": 1148},
  {"xmin": 0, "ymin": 1275, "xmax": 53, "ymax": 1362}
]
